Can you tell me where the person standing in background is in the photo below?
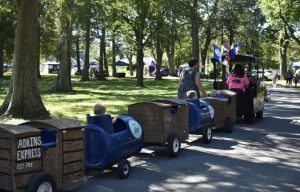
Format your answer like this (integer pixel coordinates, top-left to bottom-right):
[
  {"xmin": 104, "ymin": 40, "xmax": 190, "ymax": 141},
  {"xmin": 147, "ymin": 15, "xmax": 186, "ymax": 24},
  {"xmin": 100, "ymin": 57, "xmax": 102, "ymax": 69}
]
[
  {"xmin": 178, "ymin": 58, "xmax": 208, "ymax": 99},
  {"xmin": 272, "ymin": 72, "xmax": 279, "ymax": 88}
]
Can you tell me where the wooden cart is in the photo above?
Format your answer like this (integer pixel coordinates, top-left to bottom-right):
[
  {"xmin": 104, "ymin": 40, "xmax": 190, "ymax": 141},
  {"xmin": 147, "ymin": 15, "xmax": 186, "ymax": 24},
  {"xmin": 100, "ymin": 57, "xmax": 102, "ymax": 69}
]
[
  {"xmin": 128, "ymin": 101, "xmax": 189, "ymax": 157},
  {"xmin": 0, "ymin": 124, "xmax": 42, "ymax": 192},
  {"xmin": 21, "ymin": 119, "xmax": 85, "ymax": 191},
  {"xmin": 0, "ymin": 119, "xmax": 85, "ymax": 192},
  {"xmin": 203, "ymin": 95, "xmax": 236, "ymax": 132}
]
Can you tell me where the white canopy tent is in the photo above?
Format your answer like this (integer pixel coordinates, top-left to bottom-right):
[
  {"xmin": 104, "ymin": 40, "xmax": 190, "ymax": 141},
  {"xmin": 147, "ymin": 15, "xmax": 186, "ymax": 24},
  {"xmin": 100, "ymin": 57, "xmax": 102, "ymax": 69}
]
[{"xmin": 292, "ymin": 61, "xmax": 300, "ymax": 67}]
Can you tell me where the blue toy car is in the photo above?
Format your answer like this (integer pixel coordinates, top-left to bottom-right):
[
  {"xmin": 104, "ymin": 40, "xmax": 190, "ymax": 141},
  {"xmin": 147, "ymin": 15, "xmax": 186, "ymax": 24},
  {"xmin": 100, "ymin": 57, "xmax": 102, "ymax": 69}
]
[
  {"xmin": 186, "ymin": 99, "xmax": 214, "ymax": 143},
  {"xmin": 85, "ymin": 114, "xmax": 144, "ymax": 179}
]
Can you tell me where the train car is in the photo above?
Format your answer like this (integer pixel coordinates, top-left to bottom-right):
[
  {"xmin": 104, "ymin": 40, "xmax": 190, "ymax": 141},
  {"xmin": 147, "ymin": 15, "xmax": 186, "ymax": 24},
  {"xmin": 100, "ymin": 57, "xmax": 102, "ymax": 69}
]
[
  {"xmin": 85, "ymin": 114, "xmax": 144, "ymax": 179},
  {"xmin": 128, "ymin": 100, "xmax": 189, "ymax": 157},
  {"xmin": 0, "ymin": 116, "xmax": 143, "ymax": 192},
  {"xmin": 203, "ymin": 90, "xmax": 237, "ymax": 132},
  {"xmin": 128, "ymin": 98, "xmax": 214, "ymax": 157},
  {"xmin": 185, "ymin": 98, "xmax": 214, "ymax": 143}
]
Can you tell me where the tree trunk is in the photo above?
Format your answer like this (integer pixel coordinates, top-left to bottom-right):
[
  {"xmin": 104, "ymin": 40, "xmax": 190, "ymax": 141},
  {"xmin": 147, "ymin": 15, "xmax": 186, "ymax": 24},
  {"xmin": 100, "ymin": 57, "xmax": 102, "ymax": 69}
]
[
  {"xmin": 37, "ymin": 23, "xmax": 41, "ymax": 79},
  {"xmin": 279, "ymin": 31, "xmax": 289, "ymax": 80},
  {"xmin": 97, "ymin": 26, "xmax": 106, "ymax": 80},
  {"xmin": 0, "ymin": 39, "xmax": 4, "ymax": 78},
  {"xmin": 191, "ymin": 0, "xmax": 200, "ymax": 59},
  {"xmin": 37, "ymin": 1, "xmax": 41, "ymax": 79},
  {"xmin": 111, "ymin": 31, "xmax": 117, "ymax": 77},
  {"xmin": 166, "ymin": 42, "xmax": 175, "ymax": 76},
  {"xmin": 136, "ymin": 39, "xmax": 144, "ymax": 87},
  {"xmin": 55, "ymin": 0, "xmax": 73, "ymax": 92},
  {"xmin": 0, "ymin": 0, "xmax": 49, "ymax": 118},
  {"xmin": 128, "ymin": 53, "xmax": 134, "ymax": 76},
  {"xmin": 155, "ymin": 38, "xmax": 163, "ymax": 80},
  {"xmin": 76, "ymin": 35, "xmax": 81, "ymax": 73},
  {"xmin": 103, "ymin": 28, "xmax": 109, "ymax": 76},
  {"xmin": 200, "ymin": 26, "xmax": 212, "ymax": 75},
  {"xmin": 81, "ymin": 17, "xmax": 90, "ymax": 81}
]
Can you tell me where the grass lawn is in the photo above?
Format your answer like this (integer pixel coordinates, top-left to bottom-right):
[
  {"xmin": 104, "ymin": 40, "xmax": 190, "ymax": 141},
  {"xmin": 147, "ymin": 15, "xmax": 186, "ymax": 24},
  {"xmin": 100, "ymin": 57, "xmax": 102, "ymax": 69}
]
[{"xmin": 0, "ymin": 75, "xmax": 212, "ymax": 124}]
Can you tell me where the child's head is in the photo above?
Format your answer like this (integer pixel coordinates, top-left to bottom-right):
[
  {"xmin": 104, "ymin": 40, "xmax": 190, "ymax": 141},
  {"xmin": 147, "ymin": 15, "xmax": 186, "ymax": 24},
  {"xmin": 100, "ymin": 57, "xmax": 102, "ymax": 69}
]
[
  {"xmin": 94, "ymin": 103, "xmax": 106, "ymax": 115},
  {"xmin": 186, "ymin": 90, "xmax": 197, "ymax": 99}
]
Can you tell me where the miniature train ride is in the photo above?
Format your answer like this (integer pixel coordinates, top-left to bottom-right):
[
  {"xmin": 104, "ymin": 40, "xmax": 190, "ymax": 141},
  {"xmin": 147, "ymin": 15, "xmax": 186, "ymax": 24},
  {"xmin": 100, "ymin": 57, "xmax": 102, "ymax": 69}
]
[{"xmin": 0, "ymin": 84, "xmax": 264, "ymax": 191}]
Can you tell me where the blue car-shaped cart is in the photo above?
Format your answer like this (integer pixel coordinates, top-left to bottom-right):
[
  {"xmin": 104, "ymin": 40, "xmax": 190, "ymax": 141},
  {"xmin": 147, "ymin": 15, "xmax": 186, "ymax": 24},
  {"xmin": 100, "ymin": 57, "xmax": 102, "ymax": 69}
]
[
  {"xmin": 186, "ymin": 99, "xmax": 214, "ymax": 143},
  {"xmin": 85, "ymin": 114, "xmax": 144, "ymax": 178}
]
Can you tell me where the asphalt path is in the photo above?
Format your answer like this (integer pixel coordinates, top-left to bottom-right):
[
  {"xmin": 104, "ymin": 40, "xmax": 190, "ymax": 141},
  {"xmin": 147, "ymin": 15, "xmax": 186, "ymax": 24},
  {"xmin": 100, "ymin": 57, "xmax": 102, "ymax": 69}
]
[{"xmin": 62, "ymin": 86, "xmax": 300, "ymax": 192}]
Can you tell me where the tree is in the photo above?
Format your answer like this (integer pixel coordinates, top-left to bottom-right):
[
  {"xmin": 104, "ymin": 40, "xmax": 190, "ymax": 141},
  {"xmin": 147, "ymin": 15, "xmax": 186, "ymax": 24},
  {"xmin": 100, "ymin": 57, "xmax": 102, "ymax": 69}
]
[
  {"xmin": 80, "ymin": 1, "xmax": 91, "ymax": 81},
  {"xmin": 200, "ymin": 0, "xmax": 219, "ymax": 74},
  {"xmin": 0, "ymin": 0, "xmax": 49, "ymax": 118},
  {"xmin": 0, "ymin": 0, "xmax": 15, "ymax": 77},
  {"xmin": 54, "ymin": 0, "xmax": 73, "ymax": 92},
  {"xmin": 258, "ymin": 0, "xmax": 299, "ymax": 78},
  {"xmin": 120, "ymin": 0, "xmax": 157, "ymax": 87}
]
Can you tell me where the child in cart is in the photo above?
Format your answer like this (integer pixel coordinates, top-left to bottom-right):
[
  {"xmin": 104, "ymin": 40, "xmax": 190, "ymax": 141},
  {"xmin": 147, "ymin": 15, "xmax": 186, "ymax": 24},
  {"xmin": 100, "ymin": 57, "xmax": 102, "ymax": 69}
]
[{"xmin": 94, "ymin": 103, "xmax": 117, "ymax": 124}]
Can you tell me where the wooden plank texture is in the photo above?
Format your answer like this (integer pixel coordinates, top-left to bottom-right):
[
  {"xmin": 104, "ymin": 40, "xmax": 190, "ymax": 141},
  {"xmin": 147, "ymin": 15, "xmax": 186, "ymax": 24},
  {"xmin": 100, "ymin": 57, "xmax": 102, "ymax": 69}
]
[
  {"xmin": 63, "ymin": 151, "xmax": 84, "ymax": 164},
  {"xmin": 0, "ymin": 138, "xmax": 12, "ymax": 149},
  {"xmin": 63, "ymin": 161, "xmax": 83, "ymax": 175},
  {"xmin": 63, "ymin": 170, "xmax": 84, "ymax": 184},
  {"xmin": 0, "ymin": 174, "xmax": 12, "ymax": 191},
  {"xmin": 63, "ymin": 140, "xmax": 83, "ymax": 152},
  {"xmin": 63, "ymin": 129, "xmax": 84, "ymax": 141}
]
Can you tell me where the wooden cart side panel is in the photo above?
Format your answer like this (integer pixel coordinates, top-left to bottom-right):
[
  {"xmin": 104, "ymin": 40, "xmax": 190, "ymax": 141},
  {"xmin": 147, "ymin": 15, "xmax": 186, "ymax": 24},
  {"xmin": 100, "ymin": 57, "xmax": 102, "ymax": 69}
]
[
  {"xmin": 14, "ymin": 160, "xmax": 42, "ymax": 174},
  {"xmin": 162, "ymin": 108, "xmax": 172, "ymax": 144},
  {"xmin": 15, "ymin": 172, "xmax": 41, "ymax": 189},
  {"xmin": 62, "ymin": 128, "xmax": 85, "ymax": 185},
  {"xmin": 63, "ymin": 140, "xmax": 84, "ymax": 152},
  {"xmin": 63, "ymin": 151, "xmax": 84, "ymax": 163},
  {"xmin": 42, "ymin": 132, "xmax": 63, "ymax": 188},
  {"xmin": 203, "ymin": 98, "xmax": 227, "ymax": 126},
  {"xmin": 63, "ymin": 129, "xmax": 84, "ymax": 140},
  {"xmin": 0, "ymin": 174, "xmax": 12, "ymax": 191},
  {"xmin": 0, "ymin": 132, "xmax": 12, "ymax": 191},
  {"xmin": 63, "ymin": 171, "xmax": 84, "ymax": 184},
  {"xmin": 13, "ymin": 133, "xmax": 43, "ymax": 192},
  {"xmin": 177, "ymin": 105, "xmax": 189, "ymax": 141},
  {"xmin": 129, "ymin": 105, "xmax": 163, "ymax": 143},
  {"xmin": 63, "ymin": 161, "xmax": 83, "ymax": 175}
]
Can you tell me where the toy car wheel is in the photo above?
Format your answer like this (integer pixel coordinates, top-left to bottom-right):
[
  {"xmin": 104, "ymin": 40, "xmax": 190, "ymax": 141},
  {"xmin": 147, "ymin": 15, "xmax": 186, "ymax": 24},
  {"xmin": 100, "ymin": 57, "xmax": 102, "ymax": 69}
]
[
  {"xmin": 202, "ymin": 126, "xmax": 213, "ymax": 144},
  {"xmin": 225, "ymin": 117, "xmax": 234, "ymax": 133},
  {"xmin": 117, "ymin": 159, "xmax": 131, "ymax": 179},
  {"xmin": 167, "ymin": 134, "xmax": 181, "ymax": 157},
  {"xmin": 27, "ymin": 172, "xmax": 57, "ymax": 192},
  {"xmin": 244, "ymin": 113, "xmax": 255, "ymax": 123},
  {"xmin": 256, "ymin": 110, "xmax": 263, "ymax": 119}
]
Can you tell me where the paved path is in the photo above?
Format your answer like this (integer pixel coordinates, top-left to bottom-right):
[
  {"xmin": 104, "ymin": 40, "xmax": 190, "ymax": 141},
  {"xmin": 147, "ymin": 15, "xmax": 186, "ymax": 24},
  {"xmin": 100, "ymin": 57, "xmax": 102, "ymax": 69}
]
[{"xmin": 62, "ymin": 86, "xmax": 300, "ymax": 192}]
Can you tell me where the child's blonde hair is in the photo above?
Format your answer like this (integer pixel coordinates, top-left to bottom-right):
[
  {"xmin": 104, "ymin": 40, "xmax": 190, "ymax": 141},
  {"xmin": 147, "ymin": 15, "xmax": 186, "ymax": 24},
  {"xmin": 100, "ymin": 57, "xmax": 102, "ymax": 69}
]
[
  {"xmin": 186, "ymin": 90, "xmax": 197, "ymax": 99},
  {"xmin": 94, "ymin": 103, "xmax": 106, "ymax": 115}
]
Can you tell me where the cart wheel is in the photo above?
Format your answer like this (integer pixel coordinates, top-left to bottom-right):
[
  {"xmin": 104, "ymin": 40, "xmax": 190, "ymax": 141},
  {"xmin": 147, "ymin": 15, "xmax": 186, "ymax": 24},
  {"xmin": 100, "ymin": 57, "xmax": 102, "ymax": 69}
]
[
  {"xmin": 256, "ymin": 110, "xmax": 263, "ymax": 119},
  {"xmin": 117, "ymin": 159, "xmax": 131, "ymax": 179},
  {"xmin": 244, "ymin": 113, "xmax": 255, "ymax": 123},
  {"xmin": 225, "ymin": 118, "xmax": 234, "ymax": 133},
  {"xmin": 202, "ymin": 126, "xmax": 213, "ymax": 144},
  {"xmin": 27, "ymin": 172, "xmax": 57, "ymax": 192},
  {"xmin": 167, "ymin": 134, "xmax": 181, "ymax": 157}
]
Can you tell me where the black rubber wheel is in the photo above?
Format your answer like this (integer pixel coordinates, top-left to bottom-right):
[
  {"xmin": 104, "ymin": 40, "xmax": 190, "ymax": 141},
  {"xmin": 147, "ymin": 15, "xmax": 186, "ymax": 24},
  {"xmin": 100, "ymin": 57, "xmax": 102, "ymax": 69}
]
[
  {"xmin": 167, "ymin": 134, "xmax": 181, "ymax": 157},
  {"xmin": 117, "ymin": 159, "xmax": 131, "ymax": 179},
  {"xmin": 27, "ymin": 172, "xmax": 57, "ymax": 192},
  {"xmin": 225, "ymin": 117, "xmax": 234, "ymax": 133},
  {"xmin": 202, "ymin": 126, "xmax": 213, "ymax": 144},
  {"xmin": 256, "ymin": 110, "xmax": 263, "ymax": 119},
  {"xmin": 244, "ymin": 113, "xmax": 255, "ymax": 123}
]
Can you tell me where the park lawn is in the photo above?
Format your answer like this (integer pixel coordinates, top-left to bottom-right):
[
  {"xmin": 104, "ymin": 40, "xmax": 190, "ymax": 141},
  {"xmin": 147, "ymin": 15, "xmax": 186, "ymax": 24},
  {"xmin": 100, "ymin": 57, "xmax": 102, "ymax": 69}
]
[{"xmin": 0, "ymin": 75, "xmax": 213, "ymax": 124}]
